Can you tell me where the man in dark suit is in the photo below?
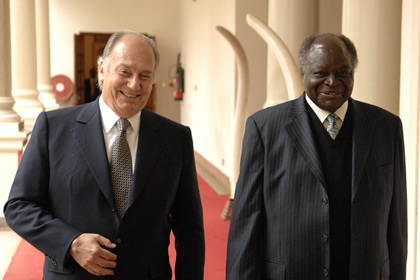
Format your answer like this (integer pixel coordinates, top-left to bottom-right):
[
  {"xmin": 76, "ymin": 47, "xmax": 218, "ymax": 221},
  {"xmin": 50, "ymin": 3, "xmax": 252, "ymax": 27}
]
[
  {"xmin": 4, "ymin": 31, "xmax": 205, "ymax": 279},
  {"xmin": 226, "ymin": 33, "xmax": 407, "ymax": 279}
]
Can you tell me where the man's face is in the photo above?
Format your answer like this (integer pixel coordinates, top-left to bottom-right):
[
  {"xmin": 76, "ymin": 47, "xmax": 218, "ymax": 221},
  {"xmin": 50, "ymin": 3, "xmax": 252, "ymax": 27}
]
[
  {"xmin": 302, "ymin": 36, "xmax": 354, "ymax": 113},
  {"xmin": 99, "ymin": 35, "xmax": 155, "ymax": 118}
]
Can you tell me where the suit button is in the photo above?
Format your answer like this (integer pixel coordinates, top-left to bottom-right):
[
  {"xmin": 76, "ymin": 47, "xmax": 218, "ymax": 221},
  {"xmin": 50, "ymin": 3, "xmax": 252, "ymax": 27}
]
[
  {"xmin": 323, "ymin": 268, "xmax": 329, "ymax": 276},
  {"xmin": 322, "ymin": 197, "xmax": 328, "ymax": 205},
  {"xmin": 322, "ymin": 233, "xmax": 329, "ymax": 242},
  {"xmin": 116, "ymin": 238, "xmax": 122, "ymax": 244}
]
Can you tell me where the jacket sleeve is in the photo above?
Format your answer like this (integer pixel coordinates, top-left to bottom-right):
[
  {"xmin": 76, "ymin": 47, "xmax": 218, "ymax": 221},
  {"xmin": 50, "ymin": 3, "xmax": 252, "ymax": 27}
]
[
  {"xmin": 171, "ymin": 126, "xmax": 205, "ymax": 279},
  {"xmin": 388, "ymin": 118, "xmax": 407, "ymax": 279},
  {"xmin": 226, "ymin": 116, "xmax": 265, "ymax": 280},
  {"xmin": 4, "ymin": 112, "xmax": 82, "ymax": 272}
]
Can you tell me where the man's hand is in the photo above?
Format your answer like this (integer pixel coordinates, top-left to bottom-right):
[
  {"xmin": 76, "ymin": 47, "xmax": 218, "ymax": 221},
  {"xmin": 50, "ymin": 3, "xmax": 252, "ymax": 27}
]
[{"xmin": 69, "ymin": 233, "xmax": 117, "ymax": 276}]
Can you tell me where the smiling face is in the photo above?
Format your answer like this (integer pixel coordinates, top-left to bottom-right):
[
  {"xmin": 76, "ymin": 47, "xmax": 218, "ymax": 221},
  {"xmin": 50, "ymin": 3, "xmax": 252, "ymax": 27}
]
[
  {"xmin": 99, "ymin": 34, "xmax": 156, "ymax": 118},
  {"xmin": 302, "ymin": 36, "xmax": 354, "ymax": 113}
]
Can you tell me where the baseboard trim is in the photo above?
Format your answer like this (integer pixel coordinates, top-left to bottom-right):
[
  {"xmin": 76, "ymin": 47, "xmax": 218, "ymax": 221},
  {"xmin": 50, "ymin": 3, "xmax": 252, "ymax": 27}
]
[{"xmin": 194, "ymin": 151, "xmax": 230, "ymax": 195}]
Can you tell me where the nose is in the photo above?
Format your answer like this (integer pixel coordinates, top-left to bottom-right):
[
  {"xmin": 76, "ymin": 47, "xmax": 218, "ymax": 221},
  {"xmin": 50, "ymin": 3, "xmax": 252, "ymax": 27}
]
[
  {"xmin": 325, "ymin": 74, "xmax": 337, "ymax": 86},
  {"xmin": 127, "ymin": 77, "xmax": 141, "ymax": 90}
]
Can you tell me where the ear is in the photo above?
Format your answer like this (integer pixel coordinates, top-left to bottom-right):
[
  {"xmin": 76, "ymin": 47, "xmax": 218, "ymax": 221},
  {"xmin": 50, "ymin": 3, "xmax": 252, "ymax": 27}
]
[{"xmin": 98, "ymin": 60, "xmax": 105, "ymax": 82}]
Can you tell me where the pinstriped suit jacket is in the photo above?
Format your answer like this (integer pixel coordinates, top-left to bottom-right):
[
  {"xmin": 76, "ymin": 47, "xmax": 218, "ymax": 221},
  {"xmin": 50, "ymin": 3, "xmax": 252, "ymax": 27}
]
[{"xmin": 226, "ymin": 94, "xmax": 407, "ymax": 280}]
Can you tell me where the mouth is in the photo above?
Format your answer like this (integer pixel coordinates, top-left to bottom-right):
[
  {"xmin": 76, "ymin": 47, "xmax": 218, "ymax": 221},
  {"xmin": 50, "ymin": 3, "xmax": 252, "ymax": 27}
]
[
  {"xmin": 121, "ymin": 91, "xmax": 140, "ymax": 98},
  {"xmin": 320, "ymin": 91, "xmax": 342, "ymax": 96}
]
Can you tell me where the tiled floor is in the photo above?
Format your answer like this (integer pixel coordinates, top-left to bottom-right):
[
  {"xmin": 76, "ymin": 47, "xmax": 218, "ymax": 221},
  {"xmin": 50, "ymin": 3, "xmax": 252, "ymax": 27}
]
[{"xmin": 0, "ymin": 227, "xmax": 21, "ymax": 279}]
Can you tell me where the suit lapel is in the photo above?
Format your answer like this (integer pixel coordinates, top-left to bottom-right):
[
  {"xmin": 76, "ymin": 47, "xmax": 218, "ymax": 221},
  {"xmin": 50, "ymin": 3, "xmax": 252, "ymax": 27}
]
[
  {"xmin": 127, "ymin": 110, "xmax": 160, "ymax": 208},
  {"xmin": 286, "ymin": 95, "xmax": 326, "ymax": 188},
  {"xmin": 70, "ymin": 100, "xmax": 115, "ymax": 208},
  {"xmin": 350, "ymin": 99, "xmax": 375, "ymax": 201}
]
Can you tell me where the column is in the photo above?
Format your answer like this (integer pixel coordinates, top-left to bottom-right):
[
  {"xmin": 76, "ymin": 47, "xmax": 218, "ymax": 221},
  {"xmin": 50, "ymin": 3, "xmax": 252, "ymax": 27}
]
[
  {"xmin": 265, "ymin": 0, "xmax": 318, "ymax": 107},
  {"xmin": 342, "ymin": 0, "xmax": 402, "ymax": 115},
  {"xmin": 10, "ymin": 0, "xmax": 44, "ymax": 130},
  {"xmin": 0, "ymin": 0, "xmax": 27, "ymax": 218},
  {"xmin": 399, "ymin": 0, "xmax": 420, "ymax": 278},
  {"xmin": 36, "ymin": 0, "xmax": 58, "ymax": 111}
]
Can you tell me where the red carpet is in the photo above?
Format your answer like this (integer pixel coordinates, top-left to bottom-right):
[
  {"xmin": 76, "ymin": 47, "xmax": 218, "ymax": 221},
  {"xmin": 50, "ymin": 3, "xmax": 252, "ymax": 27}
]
[
  {"xmin": 3, "ymin": 239, "xmax": 43, "ymax": 280},
  {"xmin": 4, "ymin": 174, "xmax": 230, "ymax": 279}
]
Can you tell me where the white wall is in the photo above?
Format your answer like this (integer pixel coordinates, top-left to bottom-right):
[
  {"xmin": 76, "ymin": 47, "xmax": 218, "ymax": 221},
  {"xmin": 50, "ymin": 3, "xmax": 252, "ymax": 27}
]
[
  {"xmin": 49, "ymin": 0, "xmax": 181, "ymax": 121},
  {"xmin": 319, "ymin": 0, "xmax": 342, "ymax": 33},
  {"xmin": 399, "ymin": 0, "xmax": 420, "ymax": 278},
  {"xmin": 179, "ymin": 0, "xmax": 267, "ymax": 177},
  {"xmin": 343, "ymin": 0, "xmax": 402, "ymax": 115},
  {"xmin": 235, "ymin": 0, "xmax": 268, "ymax": 116},
  {"xmin": 179, "ymin": 0, "xmax": 236, "ymax": 174}
]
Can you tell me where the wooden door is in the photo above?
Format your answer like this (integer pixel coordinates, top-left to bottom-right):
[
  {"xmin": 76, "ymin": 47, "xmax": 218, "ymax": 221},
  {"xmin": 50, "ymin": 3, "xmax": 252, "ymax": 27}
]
[{"xmin": 74, "ymin": 32, "xmax": 156, "ymax": 112}]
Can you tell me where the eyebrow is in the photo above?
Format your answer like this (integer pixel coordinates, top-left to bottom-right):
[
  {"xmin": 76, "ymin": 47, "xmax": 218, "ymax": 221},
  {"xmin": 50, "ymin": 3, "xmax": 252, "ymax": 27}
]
[{"xmin": 116, "ymin": 63, "xmax": 153, "ymax": 73}]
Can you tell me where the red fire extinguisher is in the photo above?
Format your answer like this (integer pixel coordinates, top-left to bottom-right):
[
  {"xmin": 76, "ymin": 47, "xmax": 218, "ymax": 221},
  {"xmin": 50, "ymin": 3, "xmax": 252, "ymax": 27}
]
[{"xmin": 173, "ymin": 53, "xmax": 184, "ymax": 100}]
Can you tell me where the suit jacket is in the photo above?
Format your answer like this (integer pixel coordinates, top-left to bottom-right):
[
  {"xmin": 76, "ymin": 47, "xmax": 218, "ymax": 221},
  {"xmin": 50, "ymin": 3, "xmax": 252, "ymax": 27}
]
[
  {"xmin": 4, "ymin": 98, "xmax": 205, "ymax": 280},
  {"xmin": 226, "ymin": 94, "xmax": 407, "ymax": 280}
]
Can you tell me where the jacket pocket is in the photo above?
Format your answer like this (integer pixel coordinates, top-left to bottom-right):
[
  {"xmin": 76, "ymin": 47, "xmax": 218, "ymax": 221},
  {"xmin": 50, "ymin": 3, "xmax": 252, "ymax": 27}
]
[{"xmin": 264, "ymin": 261, "xmax": 285, "ymax": 280}]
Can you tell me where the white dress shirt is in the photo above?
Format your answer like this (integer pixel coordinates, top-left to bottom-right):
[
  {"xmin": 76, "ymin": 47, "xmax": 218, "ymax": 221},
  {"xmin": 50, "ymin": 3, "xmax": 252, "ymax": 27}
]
[
  {"xmin": 305, "ymin": 94, "xmax": 348, "ymax": 130},
  {"xmin": 99, "ymin": 96, "xmax": 141, "ymax": 171}
]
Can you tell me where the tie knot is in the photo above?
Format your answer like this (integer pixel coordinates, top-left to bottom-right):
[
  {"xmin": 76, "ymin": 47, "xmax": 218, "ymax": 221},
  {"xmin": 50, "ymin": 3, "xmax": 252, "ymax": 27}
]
[
  {"xmin": 117, "ymin": 118, "xmax": 130, "ymax": 132},
  {"xmin": 327, "ymin": 113, "xmax": 338, "ymax": 124}
]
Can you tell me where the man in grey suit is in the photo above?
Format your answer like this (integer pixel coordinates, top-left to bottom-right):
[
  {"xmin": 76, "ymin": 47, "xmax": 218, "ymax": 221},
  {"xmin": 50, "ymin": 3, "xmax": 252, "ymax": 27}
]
[
  {"xmin": 5, "ymin": 31, "xmax": 205, "ymax": 279},
  {"xmin": 226, "ymin": 33, "xmax": 407, "ymax": 279}
]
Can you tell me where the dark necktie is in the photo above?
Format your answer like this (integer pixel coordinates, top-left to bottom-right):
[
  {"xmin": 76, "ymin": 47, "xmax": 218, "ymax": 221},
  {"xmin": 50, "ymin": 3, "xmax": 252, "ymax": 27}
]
[
  {"xmin": 326, "ymin": 113, "xmax": 339, "ymax": 140},
  {"xmin": 111, "ymin": 118, "xmax": 132, "ymax": 219}
]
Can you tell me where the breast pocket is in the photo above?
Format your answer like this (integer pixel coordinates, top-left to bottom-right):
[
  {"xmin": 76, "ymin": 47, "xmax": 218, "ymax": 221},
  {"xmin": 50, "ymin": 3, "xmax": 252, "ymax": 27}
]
[{"xmin": 264, "ymin": 261, "xmax": 285, "ymax": 280}]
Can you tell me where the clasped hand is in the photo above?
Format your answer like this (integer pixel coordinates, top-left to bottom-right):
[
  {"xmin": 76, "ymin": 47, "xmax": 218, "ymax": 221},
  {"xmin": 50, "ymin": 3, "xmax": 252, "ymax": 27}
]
[{"xmin": 69, "ymin": 233, "xmax": 117, "ymax": 276}]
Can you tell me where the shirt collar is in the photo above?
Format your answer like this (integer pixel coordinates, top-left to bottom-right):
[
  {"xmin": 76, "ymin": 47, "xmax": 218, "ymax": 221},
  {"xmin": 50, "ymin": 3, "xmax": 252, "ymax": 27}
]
[
  {"xmin": 305, "ymin": 93, "xmax": 348, "ymax": 123},
  {"xmin": 99, "ymin": 96, "xmax": 141, "ymax": 135}
]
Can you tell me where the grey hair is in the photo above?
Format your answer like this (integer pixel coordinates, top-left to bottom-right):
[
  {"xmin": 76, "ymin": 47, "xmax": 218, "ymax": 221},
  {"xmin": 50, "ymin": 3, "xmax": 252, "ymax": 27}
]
[
  {"xmin": 298, "ymin": 32, "xmax": 358, "ymax": 76},
  {"xmin": 97, "ymin": 31, "xmax": 160, "ymax": 90}
]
